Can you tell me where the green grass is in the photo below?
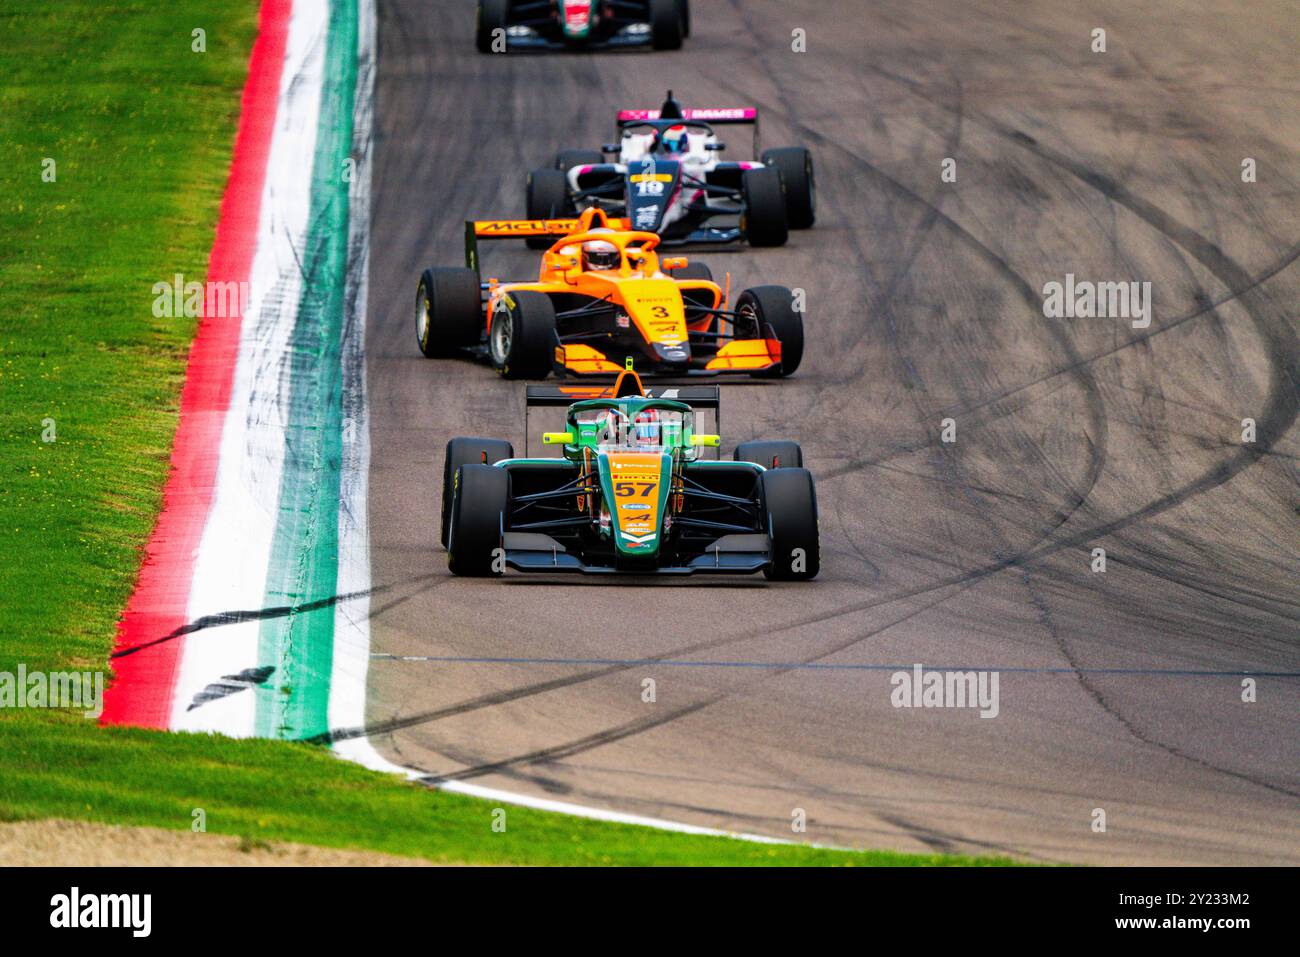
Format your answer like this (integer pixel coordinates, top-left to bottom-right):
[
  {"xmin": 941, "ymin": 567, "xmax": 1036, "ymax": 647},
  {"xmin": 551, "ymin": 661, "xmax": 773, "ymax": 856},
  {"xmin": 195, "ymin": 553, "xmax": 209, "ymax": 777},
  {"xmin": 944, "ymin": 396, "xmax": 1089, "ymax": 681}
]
[
  {"xmin": 0, "ymin": 2, "xmax": 1013, "ymax": 865},
  {"xmin": 0, "ymin": 714, "xmax": 1012, "ymax": 865}
]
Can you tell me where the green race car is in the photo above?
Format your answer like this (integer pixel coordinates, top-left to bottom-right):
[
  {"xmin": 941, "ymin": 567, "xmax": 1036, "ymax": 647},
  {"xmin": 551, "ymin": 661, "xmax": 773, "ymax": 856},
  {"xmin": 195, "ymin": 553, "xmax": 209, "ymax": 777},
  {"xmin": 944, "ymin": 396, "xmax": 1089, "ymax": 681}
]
[{"xmin": 441, "ymin": 368, "xmax": 818, "ymax": 579}]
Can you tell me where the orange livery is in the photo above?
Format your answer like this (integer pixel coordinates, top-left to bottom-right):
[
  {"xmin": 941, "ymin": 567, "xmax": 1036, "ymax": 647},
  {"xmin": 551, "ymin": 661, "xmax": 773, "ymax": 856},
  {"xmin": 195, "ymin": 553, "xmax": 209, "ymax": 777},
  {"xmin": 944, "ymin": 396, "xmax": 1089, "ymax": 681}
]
[{"xmin": 415, "ymin": 207, "xmax": 805, "ymax": 379}]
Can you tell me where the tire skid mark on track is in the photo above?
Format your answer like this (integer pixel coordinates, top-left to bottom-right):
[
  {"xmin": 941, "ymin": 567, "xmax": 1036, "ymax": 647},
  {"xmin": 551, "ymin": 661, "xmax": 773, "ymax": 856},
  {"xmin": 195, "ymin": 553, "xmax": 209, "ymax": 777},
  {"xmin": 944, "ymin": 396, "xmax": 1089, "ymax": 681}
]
[
  {"xmin": 767, "ymin": 59, "xmax": 1300, "ymax": 796},
  {"xmin": 365, "ymin": 0, "xmax": 1300, "ymax": 859}
]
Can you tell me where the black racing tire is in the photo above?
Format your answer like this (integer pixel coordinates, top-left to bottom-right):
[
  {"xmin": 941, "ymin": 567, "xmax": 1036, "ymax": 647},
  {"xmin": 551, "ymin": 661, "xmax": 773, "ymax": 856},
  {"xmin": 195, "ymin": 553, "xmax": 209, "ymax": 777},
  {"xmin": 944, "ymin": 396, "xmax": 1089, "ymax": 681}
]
[
  {"xmin": 489, "ymin": 290, "xmax": 556, "ymax": 379},
  {"xmin": 734, "ymin": 440, "xmax": 803, "ymax": 469},
  {"xmin": 442, "ymin": 437, "xmax": 514, "ymax": 548},
  {"xmin": 760, "ymin": 467, "xmax": 819, "ymax": 581},
  {"xmin": 761, "ymin": 147, "xmax": 816, "ymax": 229},
  {"xmin": 416, "ymin": 267, "xmax": 482, "ymax": 358},
  {"xmin": 525, "ymin": 168, "xmax": 571, "ymax": 249},
  {"xmin": 734, "ymin": 285, "xmax": 804, "ymax": 377},
  {"xmin": 555, "ymin": 149, "xmax": 604, "ymax": 171},
  {"xmin": 476, "ymin": 0, "xmax": 509, "ymax": 54},
  {"xmin": 678, "ymin": 0, "xmax": 691, "ymax": 37},
  {"xmin": 668, "ymin": 261, "xmax": 713, "ymax": 283},
  {"xmin": 740, "ymin": 166, "xmax": 788, "ymax": 247},
  {"xmin": 649, "ymin": 0, "xmax": 684, "ymax": 49},
  {"xmin": 447, "ymin": 464, "xmax": 509, "ymax": 577}
]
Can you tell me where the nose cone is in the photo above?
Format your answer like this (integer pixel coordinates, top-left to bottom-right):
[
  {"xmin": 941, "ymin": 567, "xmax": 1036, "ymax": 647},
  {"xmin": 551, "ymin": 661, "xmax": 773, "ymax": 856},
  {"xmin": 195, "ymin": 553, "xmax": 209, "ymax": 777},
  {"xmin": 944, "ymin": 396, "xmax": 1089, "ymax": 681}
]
[{"xmin": 652, "ymin": 341, "xmax": 691, "ymax": 368}]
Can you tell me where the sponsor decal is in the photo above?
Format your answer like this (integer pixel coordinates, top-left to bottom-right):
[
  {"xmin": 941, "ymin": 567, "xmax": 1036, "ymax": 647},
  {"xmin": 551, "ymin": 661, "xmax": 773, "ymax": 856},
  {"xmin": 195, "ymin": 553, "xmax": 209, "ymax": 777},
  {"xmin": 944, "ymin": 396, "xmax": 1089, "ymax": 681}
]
[
  {"xmin": 618, "ymin": 108, "xmax": 757, "ymax": 122},
  {"xmin": 476, "ymin": 219, "xmax": 579, "ymax": 235},
  {"xmin": 562, "ymin": 0, "xmax": 593, "ymax": 32}
]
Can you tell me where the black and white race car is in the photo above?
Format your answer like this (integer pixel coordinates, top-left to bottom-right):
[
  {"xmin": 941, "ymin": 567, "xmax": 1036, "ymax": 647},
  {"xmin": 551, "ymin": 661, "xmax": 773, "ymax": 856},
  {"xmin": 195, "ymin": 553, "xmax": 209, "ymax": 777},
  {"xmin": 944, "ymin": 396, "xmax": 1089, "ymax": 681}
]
[
  {"xmin": 476, "ymin": 0, "xmax": 689, "ymax": 53},
  {"xmin": 524, "ymin": 93, "xmax": 815, "ymax": 248}
]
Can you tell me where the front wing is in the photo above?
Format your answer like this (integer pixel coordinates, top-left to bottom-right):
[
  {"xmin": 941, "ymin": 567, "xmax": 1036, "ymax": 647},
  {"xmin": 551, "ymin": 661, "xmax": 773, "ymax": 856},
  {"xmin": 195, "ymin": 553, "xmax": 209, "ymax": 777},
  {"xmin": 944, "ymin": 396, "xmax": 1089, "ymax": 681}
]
[
  {"xmin": 502, "ymin": 531, "xmax": 771, "ymax": 575},
  {"xmin": 555, "ymin": 339, "xmax": 782, "ymax": 376}
]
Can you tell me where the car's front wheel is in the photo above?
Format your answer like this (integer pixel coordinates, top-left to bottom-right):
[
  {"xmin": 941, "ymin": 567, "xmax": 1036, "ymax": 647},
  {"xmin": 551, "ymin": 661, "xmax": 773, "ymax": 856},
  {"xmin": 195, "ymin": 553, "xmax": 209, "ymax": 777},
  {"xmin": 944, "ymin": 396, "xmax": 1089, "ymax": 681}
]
[
  {"xmin": 448, "ymin": 464, "xmax": 509, "ymax": 577},
  {"xmin": 475, "ymin": 0, "xmax": 509, "ymax": 54},
  {"xmin": 489, "ymin": 290, "xmax": 556, "ymax": 379},
  {"xmin": 442, "ymin": 437, "xmax": 514, "ymax": 548},
  {"xmin": 734, "ymin": 285, "xmax": 804, "ymax": 377},
  {"xmin": 760, "ymin": 467, "xmax": 819, "ymax": 581}
]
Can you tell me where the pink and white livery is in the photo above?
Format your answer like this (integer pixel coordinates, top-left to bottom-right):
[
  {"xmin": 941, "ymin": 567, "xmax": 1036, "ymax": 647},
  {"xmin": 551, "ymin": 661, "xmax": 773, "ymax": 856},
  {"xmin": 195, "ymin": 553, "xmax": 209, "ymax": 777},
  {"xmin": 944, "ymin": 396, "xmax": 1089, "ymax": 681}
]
[{"xmin": 525, "ymin": 93, "xmax": 816, "ymax": 249}]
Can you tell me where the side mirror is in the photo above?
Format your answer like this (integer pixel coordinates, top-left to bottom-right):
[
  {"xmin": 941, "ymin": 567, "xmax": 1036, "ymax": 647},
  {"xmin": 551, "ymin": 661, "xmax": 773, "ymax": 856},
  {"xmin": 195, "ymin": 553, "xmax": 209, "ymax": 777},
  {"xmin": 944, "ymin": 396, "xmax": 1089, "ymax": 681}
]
[
  {"xmin": 601, "ymin": 143, "xmax": 620, "ymax": 153},
  {"xmin": 542, "ymin": 431, "xmax": 575, "ymax": 445},
  {"xmin": 689, "ymin": 434, "xmax": 721, "ymax": 448},
  {"xmin": 661, "ymin": 256, "xmax": 688, "ymax": 270},
  {"xmin": 705, "ymin": 142, "xmax": 726, "ymax": 151}
]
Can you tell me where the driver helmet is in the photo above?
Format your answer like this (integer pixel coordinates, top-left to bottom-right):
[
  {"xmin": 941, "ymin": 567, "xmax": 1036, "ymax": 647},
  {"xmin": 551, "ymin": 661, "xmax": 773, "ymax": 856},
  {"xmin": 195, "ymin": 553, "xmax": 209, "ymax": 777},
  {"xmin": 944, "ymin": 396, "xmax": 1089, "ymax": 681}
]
[
  {"xmin": 632, "ymin": 408, "xmax": 661, "ymax": 447},
  {"xmin": 582, "ymin": 228, "xmax": 620, "ymax": 271},
  {"xmin": 658, "ymin": 124, "xmax": 689, "ymax": 155}
]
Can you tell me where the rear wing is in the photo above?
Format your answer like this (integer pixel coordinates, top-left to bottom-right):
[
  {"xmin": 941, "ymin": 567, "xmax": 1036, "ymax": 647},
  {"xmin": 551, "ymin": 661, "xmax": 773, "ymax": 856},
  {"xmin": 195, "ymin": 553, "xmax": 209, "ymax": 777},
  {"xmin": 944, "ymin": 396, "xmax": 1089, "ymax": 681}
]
[
  {"xmin": 525, "ymin": 384, "xmax": 721, "ymax": 408},
  {"xmin": 615, "ymin": 107, "xmax": 760, "ymax": 154},
  {"xmin": 464, "ymin": 216, "xmax": 630, "ymax": 271},
  {"xmin": 616, "ymin": 108, "xmax": 758, "ymax": 125},
  {"xmin": 524, "ymin": 382, "xmax": 722, "ymax": 457}
]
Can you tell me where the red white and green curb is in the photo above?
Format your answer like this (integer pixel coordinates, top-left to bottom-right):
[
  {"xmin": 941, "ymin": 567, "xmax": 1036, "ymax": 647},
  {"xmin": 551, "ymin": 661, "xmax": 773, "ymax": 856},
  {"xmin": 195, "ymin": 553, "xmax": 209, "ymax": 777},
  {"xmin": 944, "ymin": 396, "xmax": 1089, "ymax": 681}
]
[{"xmin": 104, "ymin": 0, "xmax": 360, "ymax": 741}]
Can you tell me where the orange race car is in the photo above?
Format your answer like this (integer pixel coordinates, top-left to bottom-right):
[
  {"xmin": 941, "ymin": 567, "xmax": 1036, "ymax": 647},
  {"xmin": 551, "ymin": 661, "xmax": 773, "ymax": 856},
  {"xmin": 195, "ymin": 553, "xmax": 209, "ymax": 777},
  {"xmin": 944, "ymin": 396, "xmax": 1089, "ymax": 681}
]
[{"xmin": 414, "ymin": 207, "xmax": 804, "ymax": 379}]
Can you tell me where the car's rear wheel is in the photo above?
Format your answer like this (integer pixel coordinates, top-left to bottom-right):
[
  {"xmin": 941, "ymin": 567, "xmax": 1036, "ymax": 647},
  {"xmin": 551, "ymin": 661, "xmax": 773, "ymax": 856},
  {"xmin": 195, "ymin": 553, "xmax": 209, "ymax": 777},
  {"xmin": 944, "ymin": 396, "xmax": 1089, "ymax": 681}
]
[
  {"xmin": 442, "ymin": 437, "xmax": 514, "ymax": 548},
  {"xmin": 678, "ymin": 0, "xmax": 691, "ymax": 37},
  {"xmin": 417, "ymin": 267, "xmax": 482, "ymax": 358},
  {"xmin": 760, "ymin": 467, "xmax": 819, "ymax": 581},
  {"xmin": 489, "ymin": 290, "xmax": 555, "ymax": 379},
  {"xmin": 555, "ymin": 149, "xmax": 604, "ymax": 171},
  {"xmin": 735, "ymin": 440, "xmax": 803, "ymax": 469},
  {"xmin": 740, "ymin": 165, "xmax": 788, "ymax": 247},
  {"xmin": 475, "ymin": 0, "xmax": 508, "ymax": 54},
  {"xmin": 448, "ymin": 464, "xmax": 509, "ymax": 577},
  {"xmin": 649, "ymin": 0, "xmax": 684, "ymax": 49},
  {"xmin": 734, "ymin": 285, "xmax": 804, "ymax": 377},
  {"xmin": 525, "ymin": 168, "xmax": 571, "ymax": 249},
  {"xmin": 761, "ymin": 147, "xmax": 816, "ymax": 229}
]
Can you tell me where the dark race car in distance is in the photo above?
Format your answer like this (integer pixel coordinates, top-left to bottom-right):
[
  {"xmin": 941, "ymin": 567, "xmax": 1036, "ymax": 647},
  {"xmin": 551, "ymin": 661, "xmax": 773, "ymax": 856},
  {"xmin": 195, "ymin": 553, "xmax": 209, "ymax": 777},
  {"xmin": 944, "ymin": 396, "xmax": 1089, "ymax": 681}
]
[{"xmin": 476, "ymin": 0, "xmax": 689, "ymax": 53}]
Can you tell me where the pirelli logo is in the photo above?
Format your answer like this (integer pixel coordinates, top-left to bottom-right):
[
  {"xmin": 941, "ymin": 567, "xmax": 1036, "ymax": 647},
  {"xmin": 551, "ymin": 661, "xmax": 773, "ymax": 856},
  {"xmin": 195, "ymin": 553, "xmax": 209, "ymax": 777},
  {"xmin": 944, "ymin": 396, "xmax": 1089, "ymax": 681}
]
[{"xmin": 629, "ymin": 173, "xmax": 673, "ymax": 183}]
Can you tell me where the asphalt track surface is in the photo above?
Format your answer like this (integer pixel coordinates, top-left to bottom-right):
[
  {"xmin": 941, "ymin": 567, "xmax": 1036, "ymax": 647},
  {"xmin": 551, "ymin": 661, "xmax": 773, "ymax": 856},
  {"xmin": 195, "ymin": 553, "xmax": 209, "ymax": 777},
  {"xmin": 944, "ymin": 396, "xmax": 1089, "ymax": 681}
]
[{"xmin": 363, "ymin": 0, "xmax": 1299, "ymax": 864}]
